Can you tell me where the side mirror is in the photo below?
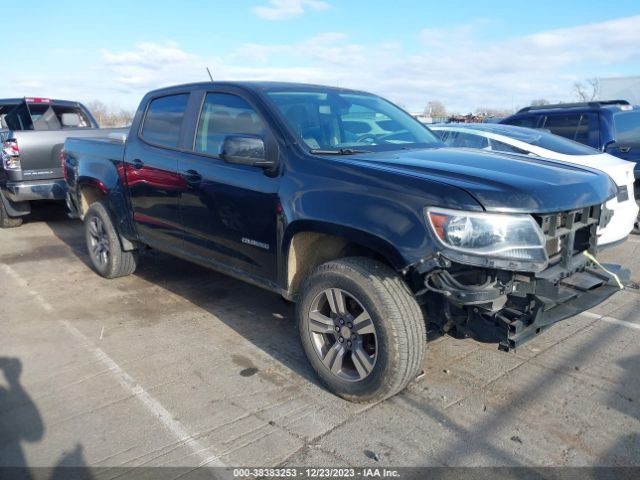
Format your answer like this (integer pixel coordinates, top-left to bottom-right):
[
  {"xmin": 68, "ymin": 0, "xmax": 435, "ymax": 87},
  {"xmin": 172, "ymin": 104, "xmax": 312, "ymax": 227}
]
[{"xmin": 220, "ymin": 135, "xmax": 275, "ymax": 168}]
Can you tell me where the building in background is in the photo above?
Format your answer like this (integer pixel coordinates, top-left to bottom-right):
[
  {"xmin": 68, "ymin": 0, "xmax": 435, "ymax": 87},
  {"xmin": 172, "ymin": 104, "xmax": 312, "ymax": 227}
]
[{"xmin": 599, "ymin": 76, "xmax": 640, "ymax": 104}]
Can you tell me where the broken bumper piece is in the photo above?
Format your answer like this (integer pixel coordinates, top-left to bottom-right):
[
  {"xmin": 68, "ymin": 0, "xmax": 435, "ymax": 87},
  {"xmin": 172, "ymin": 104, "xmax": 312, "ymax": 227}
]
[
  {"xmin": 428, "ymin": 262, "xmax": 629, "ymax": 351},
  {"xmin": 502, "ymin": 264, "xmax": 629, "ymax": 350}
]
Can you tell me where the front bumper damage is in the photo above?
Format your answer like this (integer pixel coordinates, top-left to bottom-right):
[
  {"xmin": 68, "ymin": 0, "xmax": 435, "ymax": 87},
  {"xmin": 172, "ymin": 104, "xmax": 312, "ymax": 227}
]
[
  {"xmin": 505, "ymin": 266, "xmax": 627, "ymax": 348},
  {"xmin": 419, "ymin": 205, "xmax": 629, "ymax": 351},
  {"xmin": 423, "ymin": 256, "xmax": 628, "ymax": 351}
]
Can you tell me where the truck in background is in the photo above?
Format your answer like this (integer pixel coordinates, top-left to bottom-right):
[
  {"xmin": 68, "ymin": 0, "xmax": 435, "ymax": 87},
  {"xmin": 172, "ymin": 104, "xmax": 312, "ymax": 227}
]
[{"xmin": 0, "ymin": 97, "xmax": 122, "ymax": 227}]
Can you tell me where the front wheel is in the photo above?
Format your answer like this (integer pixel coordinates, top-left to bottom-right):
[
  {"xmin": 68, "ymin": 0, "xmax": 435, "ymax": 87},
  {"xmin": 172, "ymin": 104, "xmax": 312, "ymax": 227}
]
[
  {"xmin": 84, "ymin": 202, "xmax": 138, "ymax": 278},
  {"xmin": 296, "ymin": 257, "xmax": 426, "ymax": 402}
]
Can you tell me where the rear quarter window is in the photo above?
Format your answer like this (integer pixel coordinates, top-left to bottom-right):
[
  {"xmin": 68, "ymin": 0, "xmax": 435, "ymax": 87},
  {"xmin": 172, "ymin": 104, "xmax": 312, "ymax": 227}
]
[
  {"xmin": 452, "ymin": 131, "xmax": 489, "ymax": 149},
  {"xmin": 489, "ymin": 139, "xmax": 530, "ymax": 154},
  {"xmin": 141, "ymin": 94, "xmax": 190, "ymax": 148}
]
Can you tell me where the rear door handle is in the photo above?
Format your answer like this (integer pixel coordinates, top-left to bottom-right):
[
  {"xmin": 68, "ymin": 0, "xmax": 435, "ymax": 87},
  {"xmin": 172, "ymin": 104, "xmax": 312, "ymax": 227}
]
[
  {"xmin": 184, "ymin": 169, "xmax": 202, "ymax": 184},
  {"xmin": 131, "ymin": 158, "xmax": 144, "ymax": 169}
]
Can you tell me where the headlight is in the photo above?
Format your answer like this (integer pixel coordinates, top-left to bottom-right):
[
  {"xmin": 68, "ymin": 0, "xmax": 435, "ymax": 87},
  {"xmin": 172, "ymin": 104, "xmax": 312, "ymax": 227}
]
[{"xmin": 426, "ymin": 207, "xmax": 548, "ymax": 271}]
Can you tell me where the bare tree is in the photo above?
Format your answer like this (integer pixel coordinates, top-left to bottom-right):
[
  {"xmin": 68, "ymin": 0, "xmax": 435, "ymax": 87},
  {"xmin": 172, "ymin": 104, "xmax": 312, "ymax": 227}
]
[
  {"xmin": 424, "ymin": 101, "xmax": 447, "ymax": 117},
  {"xmin": 86, "ymin": 100, "xmax": 134, "ymax": 127},
  {"xmin": 531, "ymin": 98, "xmax": 550, "ymax": 106},
  {"xmin": 573, "ymin": 78, "xmax": 600, "ymax": 102},
  {"xmin": 86, "ymin": 100, "xmax": 108, "ymax": 126}
]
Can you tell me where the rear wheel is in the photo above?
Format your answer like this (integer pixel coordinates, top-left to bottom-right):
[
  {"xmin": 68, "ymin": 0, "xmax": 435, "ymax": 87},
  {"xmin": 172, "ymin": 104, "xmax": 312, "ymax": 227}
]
[
  {"xmin": 0, "ymin": 198, "xmax": 23, "ymax": 228},
  {"xmin": 85, "ymin": 202, "xmax": 137, "ymax": 278},
  {"xmin": 296, "ymin": 257, "xmax": 426, "ymax": 402}
]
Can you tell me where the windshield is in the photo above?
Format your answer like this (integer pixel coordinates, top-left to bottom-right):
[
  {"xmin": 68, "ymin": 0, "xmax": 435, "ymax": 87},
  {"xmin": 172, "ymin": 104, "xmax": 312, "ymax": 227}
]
[{"xmin": 265, "ymin": 90, "xmax": 442, "ymax": 152}]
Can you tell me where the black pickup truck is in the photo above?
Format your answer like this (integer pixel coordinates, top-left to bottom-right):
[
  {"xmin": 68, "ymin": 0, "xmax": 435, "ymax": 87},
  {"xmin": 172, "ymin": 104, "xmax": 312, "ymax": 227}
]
[
  {"xmin": 0, "ymin": 97, "xmax": 122, "ymax": 227},
  {"xmin": 63, "ymin": 82, "xmax": 628, "ymax": 402}
]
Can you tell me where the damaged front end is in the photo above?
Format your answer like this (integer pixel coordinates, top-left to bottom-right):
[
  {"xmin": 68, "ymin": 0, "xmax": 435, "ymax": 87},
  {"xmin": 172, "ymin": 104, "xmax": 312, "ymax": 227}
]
[{"xmin": 420, "ymin": 205, "xmax": 629, "ymax": 351}]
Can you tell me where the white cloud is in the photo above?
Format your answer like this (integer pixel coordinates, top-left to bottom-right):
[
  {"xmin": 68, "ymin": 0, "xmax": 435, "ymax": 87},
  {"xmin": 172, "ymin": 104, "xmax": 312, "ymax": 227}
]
[
  {"xmin": 253, "ymin": 0, "xmax": 329, "ymax": 20},
  {"xmin": 6, "ymin": 15, "xmax": 639, "ymax": 113},
  {"xmin": 101, "ymin": 42, "xmax": 194, "ymax": 68},
  {"xmin": 403, "ymin": 15, "xmax": 640, "ymax": 110},
  {"xmin": 97, "ymin": 42, "xmax": 203, "ymax": 90},
  {"xmin": 232, "ymin": 32, "xmax": 365, "ymax": 65}
]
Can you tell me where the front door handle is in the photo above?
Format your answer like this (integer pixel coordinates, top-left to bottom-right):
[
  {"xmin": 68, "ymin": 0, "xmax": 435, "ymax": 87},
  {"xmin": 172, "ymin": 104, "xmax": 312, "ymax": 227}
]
[
  {"xmin": 618, "ymin": 147, "xmax": 631, "ymax": 153},
  {"xmin": 131, "ymin": 158, "xmax": 144, "ymax": 169},
  {"xmin": 184, "ymin": 169, "xmax": 202, "ymax": 184}
]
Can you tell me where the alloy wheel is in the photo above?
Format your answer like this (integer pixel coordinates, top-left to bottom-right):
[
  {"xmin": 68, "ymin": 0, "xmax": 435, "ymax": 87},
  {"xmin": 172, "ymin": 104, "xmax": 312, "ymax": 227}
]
[
  {"xmin": 87, "ymin": 216, "xmax": 110, "ymax": 267},
  {"xmin": 306, "ymin": 288, "xmax": 378, "ymax": 382}
]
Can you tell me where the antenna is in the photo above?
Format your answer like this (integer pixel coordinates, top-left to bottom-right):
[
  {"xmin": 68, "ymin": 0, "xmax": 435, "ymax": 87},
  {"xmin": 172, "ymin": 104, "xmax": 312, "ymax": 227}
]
[{"xmin": 206, "ymin": 67, "xmax": 214, "ymax": 82}]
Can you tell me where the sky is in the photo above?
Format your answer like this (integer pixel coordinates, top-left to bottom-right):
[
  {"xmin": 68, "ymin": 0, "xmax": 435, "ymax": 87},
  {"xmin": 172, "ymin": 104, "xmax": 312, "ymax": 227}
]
[{"xmin": 5, "ymin": 0, "xmax": 640, "ymax": 114}]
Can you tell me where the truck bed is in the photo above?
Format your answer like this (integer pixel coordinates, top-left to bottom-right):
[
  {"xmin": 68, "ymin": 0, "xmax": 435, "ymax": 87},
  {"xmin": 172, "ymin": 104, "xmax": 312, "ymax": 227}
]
[
  {"xmin": 2, "ymin": 127, "xmax": 128, "ymax": 182},
  {"xmin": 63, "ymin": 133, "xmax": 128, "ymax": 206}
]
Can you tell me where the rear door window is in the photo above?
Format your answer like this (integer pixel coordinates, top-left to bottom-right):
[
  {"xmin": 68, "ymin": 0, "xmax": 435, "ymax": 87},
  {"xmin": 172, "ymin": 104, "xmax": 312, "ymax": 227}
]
[
  {"xmin": 613, "ymin": 111, "xmax": 640, "ymax": 144},
  {"xmin": 141, "ymin": 94, "xmax": 190, "ymax": 148},
  {"xmin": 542, "ymin": 114, "xmax": 591, "ymax": 144}
]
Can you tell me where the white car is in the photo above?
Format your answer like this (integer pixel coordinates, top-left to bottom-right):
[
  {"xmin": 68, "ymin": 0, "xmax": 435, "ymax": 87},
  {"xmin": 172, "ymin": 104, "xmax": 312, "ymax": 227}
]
[{"xmin": 431, "ymin": 123, "xmax": 638, "ymax": 247}]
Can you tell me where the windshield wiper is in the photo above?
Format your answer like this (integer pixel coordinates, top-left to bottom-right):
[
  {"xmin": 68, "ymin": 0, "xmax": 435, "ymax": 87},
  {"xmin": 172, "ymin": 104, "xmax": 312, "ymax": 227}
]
[{"xmin": 309, "ymin": 148, "xmax": 371, "ymax": 155}]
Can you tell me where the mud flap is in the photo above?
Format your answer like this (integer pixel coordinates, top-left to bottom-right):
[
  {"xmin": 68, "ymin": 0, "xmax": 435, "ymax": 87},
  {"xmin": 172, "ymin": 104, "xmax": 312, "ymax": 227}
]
[{"xmin": 0, "ymin": 189, "xmax": 30, "ymax": 217}]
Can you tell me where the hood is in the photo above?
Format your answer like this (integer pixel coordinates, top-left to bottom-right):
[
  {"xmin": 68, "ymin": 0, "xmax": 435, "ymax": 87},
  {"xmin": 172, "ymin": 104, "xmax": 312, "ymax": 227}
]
[
  {"xmin": 552, "ymin": 153, "xmax": 635, "ymax": 187},
  {"xmin": 341, "ymin": 147, "xmax": 617, "ymax": 214}
]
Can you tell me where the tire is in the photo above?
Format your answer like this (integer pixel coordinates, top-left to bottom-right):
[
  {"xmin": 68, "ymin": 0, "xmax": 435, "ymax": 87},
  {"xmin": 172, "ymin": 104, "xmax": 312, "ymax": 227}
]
[
  {"xmin": 84, "ymin": 202, "xmax": 138, "ymax": 278},
  {"xmin": 0, "ymin": 197, "xmax": 23, "ymax": 228},
  {"xmin": 296, "ymin": 257, "xmax": 426, "ymax": 403}
]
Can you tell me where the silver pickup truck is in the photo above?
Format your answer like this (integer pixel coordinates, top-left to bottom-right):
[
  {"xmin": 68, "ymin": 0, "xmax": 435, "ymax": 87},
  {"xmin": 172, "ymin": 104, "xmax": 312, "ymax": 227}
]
[{"xmin": 0, "ymin": 97, "xmax": 122, "ymax": 227}]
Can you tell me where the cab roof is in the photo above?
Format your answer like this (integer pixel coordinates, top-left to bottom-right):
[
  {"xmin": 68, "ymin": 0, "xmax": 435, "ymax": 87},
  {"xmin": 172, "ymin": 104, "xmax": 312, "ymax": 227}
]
[{"xmin": 145, "ymin": 81, "xmax": 372, "ymax": 97}]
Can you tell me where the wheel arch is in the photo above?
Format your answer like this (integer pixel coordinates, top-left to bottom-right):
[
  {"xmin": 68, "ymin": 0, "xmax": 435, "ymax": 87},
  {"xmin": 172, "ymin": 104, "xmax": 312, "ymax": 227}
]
[
  {"xmin": 76, "ymin": 180, "xmax": 108, "ymax": 219},
  {"xmin": 282, "ymin": 220, "xmax": 409, "ymax": 298},
  {"xmin": 77, "ymin": 179, "xmax": 137, "ymax": 252}
]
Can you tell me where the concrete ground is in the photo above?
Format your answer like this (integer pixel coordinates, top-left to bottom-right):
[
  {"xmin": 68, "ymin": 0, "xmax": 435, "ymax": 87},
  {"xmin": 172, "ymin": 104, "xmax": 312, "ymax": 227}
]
[{"xmin": 0, "ymin": 202, "xmax": 639, "ymax": 470}]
